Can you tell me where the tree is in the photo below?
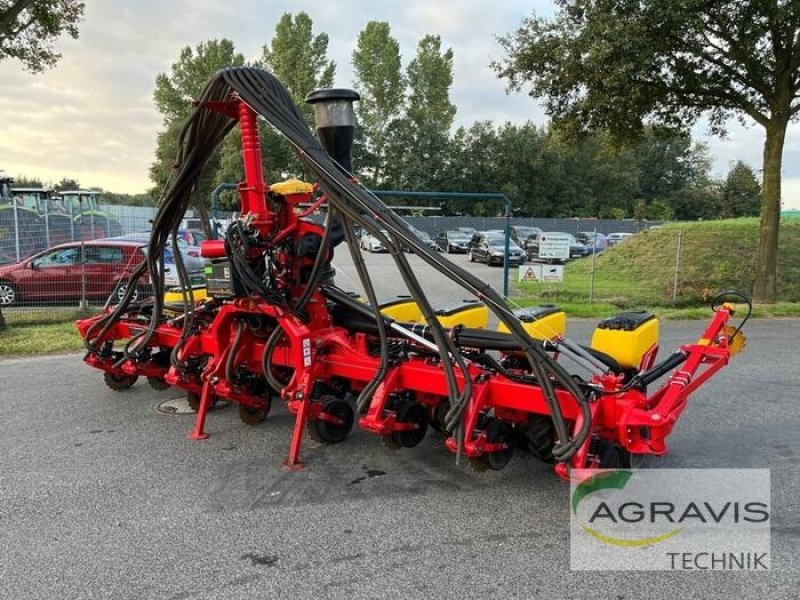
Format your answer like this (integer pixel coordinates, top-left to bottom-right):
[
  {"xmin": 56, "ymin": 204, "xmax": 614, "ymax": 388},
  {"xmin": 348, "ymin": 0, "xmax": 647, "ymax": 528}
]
[
  {"xmin": 0, "ymin": 1, "xmax": 85, "ymax": 327},
  {"xmin": 0, "ymin": 0, "xmax": 84, "ymax": 72},
  {"xmin": 12, "ymin": 174, "xmax": 42, "ymax": 187},
  {"xmin": 386, "ymin": 35, "xmax": 456, "ymax": 190},
  {"xmin": 53, "ymin": 177, "xmax": 79, "ymax": 191},
  {"xmin": 495, "ymin": 1, "xmax": 800, "ymax": 302},
  {"xmin": 149, "ymin": 40, "xmax": 245, "ymax": 199},
  {"xmin": 253, "ymin": 12, "xmax": 336, "ymax": 182},
  {"xmin": 635, "ymin": 128, "xmax": 715, "ymax": 218},
  {"xmin": 721, "ymin": 161, "xmax": 762, "ymax": 217},
  {"xmin": 352, "ymin": 21, "xmax": 405, "ymax": 185},
  {"xmin": 259, "ymin": 12, "xmax": 335, "ymax": 124}
]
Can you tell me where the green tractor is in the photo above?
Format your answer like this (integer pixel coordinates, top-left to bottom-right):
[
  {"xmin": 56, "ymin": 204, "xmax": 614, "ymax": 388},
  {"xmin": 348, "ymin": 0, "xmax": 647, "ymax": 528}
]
[
  {"xmin": 53, "ymin": 190, "xmax": 123, "ymax": 240},
  {"xmin": 9, "ymin": 186, "xmax": 75, "ymax": 247},
  {"xmin": 0, "ymin": 181, "xmax": 125, "ymax": 264},
  {"xmin": 0, "ymin": 177, "xmax": 43, "ymax": 264}
]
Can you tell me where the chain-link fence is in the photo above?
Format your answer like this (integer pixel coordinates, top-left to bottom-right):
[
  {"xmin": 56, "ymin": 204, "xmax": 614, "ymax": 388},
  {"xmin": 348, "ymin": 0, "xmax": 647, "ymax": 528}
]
[
  {"xmin": 0, "ymin": 204, "xmax": 163, "ymax": 327},
  {"xmin": 5, "ymin": 204, "xmax": 771, "ymax": 331},
  {"xmin": 515, "ymin": 226, "xmax": 798, "ymax": 307}
]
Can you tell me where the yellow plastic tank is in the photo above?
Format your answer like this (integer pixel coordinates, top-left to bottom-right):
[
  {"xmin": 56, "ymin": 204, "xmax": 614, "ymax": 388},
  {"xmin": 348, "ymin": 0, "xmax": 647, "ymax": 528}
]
[
  {"xmin": 590, "ymin": 311, "xmax": 659, "ymax": 370},
  {"xmin": 496, "ymin": 305, "xmax": 566, "ymax": 340},
  {"xmin": 421, "ymin": 299, "xmax": 489, "ymax": 329},
  {"xmin": 164, "ymin": 285, "xmax": 208, "ymax": 307},
  {"xmin": 378, "ymin": 295, "xmax": 424, "ymax": 323}
]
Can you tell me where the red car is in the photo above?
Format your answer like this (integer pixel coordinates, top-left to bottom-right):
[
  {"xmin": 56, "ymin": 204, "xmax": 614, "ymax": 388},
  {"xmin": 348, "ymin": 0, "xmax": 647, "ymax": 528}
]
[{"xmin": 0, "ymin": 240, "xmax": 149, "ymax": 306}]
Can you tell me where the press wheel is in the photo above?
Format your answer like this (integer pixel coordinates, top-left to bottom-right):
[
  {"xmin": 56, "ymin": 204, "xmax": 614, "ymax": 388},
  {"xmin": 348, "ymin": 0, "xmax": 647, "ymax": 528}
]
[
  {"xmin": 186, "ymin": 391, "xmax": 220, "ymax": 413},
  {"xmin": 389, "ymin": 401, "xmax": 428, "ymax": 448},
  {"xmin": 238, "ymin": 398, "xmax": 271, "ymax": 425},
  {"xmin": 594, "ymin": 439, "xmax": 632, "ymax": 469},
  {"xmin": 309, "ymin": 398, "xmax": 355, "ymax": 444},
  {"xmin": 469, "ymin": 419, "xmax": 515, "ymax": 472},
  {"xmin": 103, "ymin": 372, "xmax": 138, "ymax": 391}
]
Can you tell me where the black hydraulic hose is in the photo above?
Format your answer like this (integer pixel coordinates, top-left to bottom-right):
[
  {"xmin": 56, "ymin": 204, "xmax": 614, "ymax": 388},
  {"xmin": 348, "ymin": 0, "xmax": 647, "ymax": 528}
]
[
  {"xmin": 89, "ymin": 66, "xmax": 591, "ymax": 461},
  {"xmin": 257, "ymin": 204, "xmax": 337, "ymax": 396},
  {"xmin": 261, "ymin": 325, "xmax": 288, "ymax": 394},
  {"xmin": 294, "ymin": 204, "xmax": 336, "ymax": 313},
  {"xmin": 324, "ymin": 202, "xmax": 466, "ymax": 424},
  {"xmin": 219, "ymin": 67, "xmax": 587, "ymax": 455},
  {"xmin": 339, "ymin": 213, "xmax": 391, "ymax": 413},
  {"xmin": 224, "ymin": 66, "xmax": 588, "ymax": 457},
  {"xmin": 634, "ymin": 351, "xmax": 688, "ymax": 388},
  {"xmin": 225, "ymin": 319, "xmax": 245, "ymax": 384},
  {"xmin": 86, "ymin": 76, "xmax": 235, "ymax": 353},
  {"xmin": 162, "ymin": 224, "xmax": 196, "ymax": 369},
  {"xmin": 372, "ymin": 227, "xmax": 470, "ymax": 430}
]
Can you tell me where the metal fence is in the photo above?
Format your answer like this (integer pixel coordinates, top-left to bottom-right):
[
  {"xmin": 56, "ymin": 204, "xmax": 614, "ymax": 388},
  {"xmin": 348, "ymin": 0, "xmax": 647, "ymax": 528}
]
[
  {"xmin": 514, "ymin": 227, "xmax": 783, "ymax": 307},
  {"xmin": 0, "ymin": 204, "xmax": 160, "ymax": 326},
  {"xmin": 3, "ymin": 202, "xmax": 768, "ymax": 331},
  {"xmin": 403, "ymin": 216, "xmax": 651, "ymax": 238}
]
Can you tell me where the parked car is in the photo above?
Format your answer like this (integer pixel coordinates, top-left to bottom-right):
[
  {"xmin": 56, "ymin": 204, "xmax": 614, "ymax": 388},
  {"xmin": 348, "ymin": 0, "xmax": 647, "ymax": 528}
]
[
  {"xmin": 606, "ymin": 232, "xmax": 634, "ymax": 246},
  {"xmin": 566, "ymin": 233, "xmax": 591, "ymax": 259},
  {"xmin": 402, "ymin": 226, "xmax": 438, "ymax": 252},
  {"xmin": 457, "ymin": 226, "xmax": 476, "ymax": 237},
  {"xmin": 0, "ymin": 240, "xmax": 149, "ymax": 306},
  {"xmin": 510, "ymin": 225, "xmax": 542, "ymax": 248},
  {"xmin": 469, "ymin": 232, "xmax": 526, "ymax": 266},
  {"xmin": 360, "ymin": 229, "xmax": 389, "ymax": 253},
  {"xmin": 181, "ymin": 217, "xmax": 228, "ymax": 239},
  {"xmin": 110, "ymin": 233, "xmax": 206, "ymax": 277},
  {"xmin": 576, "ymin": 231, "xmax": 608, "ymax": 254},
  {"xmin": 177, "ymin": 228, "xmax": 207, "ymax": 246},
  {"xmin": 435, "ymin": 230, "xmax": 471, "ymax": 253}
]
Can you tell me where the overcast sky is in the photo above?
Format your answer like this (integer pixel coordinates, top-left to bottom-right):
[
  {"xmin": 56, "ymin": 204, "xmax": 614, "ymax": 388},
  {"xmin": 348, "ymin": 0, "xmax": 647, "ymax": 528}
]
[{"xmin": 1, "ymin": 0, "xmax": 798, "ymax": 208}]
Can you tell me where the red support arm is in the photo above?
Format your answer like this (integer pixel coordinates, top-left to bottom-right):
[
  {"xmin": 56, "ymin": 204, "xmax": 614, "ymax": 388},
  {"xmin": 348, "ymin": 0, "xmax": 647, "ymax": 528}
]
[{"xmin": 236, "ymin": 100, "xmax": 271, "ymax": 229}]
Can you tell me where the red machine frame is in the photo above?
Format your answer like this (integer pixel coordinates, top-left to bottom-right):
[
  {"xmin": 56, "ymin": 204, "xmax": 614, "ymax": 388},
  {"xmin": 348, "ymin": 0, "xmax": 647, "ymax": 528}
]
[{"xmin": 77, "ymin": 97, "xmax": 746, "ymax": 479}]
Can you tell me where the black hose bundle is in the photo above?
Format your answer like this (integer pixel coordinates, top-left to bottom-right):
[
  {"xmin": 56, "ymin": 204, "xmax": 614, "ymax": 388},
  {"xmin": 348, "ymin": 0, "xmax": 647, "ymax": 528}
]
[{"xmin": 87, "ymin": 66, "xmax": 591, "ymax": 462}]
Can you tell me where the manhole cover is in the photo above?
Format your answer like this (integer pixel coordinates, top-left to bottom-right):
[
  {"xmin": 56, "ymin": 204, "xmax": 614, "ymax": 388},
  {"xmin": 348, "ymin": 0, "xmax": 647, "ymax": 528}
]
[{"xmin": 156, "ymin": 396, "xmax": 227, "ymax": 415}]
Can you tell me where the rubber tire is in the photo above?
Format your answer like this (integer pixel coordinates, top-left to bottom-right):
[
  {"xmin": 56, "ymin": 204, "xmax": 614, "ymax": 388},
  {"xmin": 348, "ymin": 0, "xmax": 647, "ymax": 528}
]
[
  {"xmin": 595, "ymin": 440, "xmax": 632, "ymax": 469},
  {"xmin": 524, "ymin": 415, "xmax": 556, "ymax": 462},
  {"xmin": 115, "ymin": 281, "xmax": 139, "ymax": 303},
  {"xmin": 389, "ymin": 401, "xmax": 429, "ymax": 448},
  {"xmin": 309, "ymin": 399, "xmax": 355, "ymax": 444},
  {"xmin": 0, "ymin": 281, "xmax": 18, "ymax": 306},
  {"xmin": 103, "ymin": 372, "xmax": 138, "ymax": 391},
  {"xmin": 469, "ymin": 252, "xmax": 475, "ymax": 262},
  {"xmin": 430, "ymin": 399, "xmax": 450, "ymax": 433},
  {"xmin": 238, "ymin": 398, "xmax": 271, "ymax": 425}
]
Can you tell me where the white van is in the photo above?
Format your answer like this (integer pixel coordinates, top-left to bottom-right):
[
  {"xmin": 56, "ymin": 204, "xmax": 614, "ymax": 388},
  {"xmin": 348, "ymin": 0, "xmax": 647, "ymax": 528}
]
[{"xmin": 606, "ymin": 232, "xmax": 634, "ymax": 246}]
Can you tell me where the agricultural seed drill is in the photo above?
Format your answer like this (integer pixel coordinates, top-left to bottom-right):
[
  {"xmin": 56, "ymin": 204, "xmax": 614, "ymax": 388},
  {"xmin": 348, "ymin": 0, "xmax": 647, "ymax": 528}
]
[{"xmin": 77, "ymin": 66, "xmax": 749, "ymax": 477}]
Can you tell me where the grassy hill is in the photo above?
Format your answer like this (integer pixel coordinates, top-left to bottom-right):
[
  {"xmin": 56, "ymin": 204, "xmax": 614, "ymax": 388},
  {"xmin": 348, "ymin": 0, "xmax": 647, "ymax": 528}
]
[{"xmin": 517, "ymin": 217, "xmax": 800, "ymax": 311}]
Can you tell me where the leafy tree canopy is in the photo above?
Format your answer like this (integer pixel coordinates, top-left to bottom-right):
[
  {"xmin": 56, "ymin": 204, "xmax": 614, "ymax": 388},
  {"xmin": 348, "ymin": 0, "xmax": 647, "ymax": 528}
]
[
  {"xmin": 352, "ymin": 21, "xmax": 405, "ymax": 185},
  {"xmin": 149, "ymin": 40, "xmax": 245, "ymax": 199},
  {"xmin": 259, "ymin": 11, "xmax": 335, "ymax": 124},
  {"xmin": 0, "ymin": 0, "xmax": 84, "ymax": 72},
  {"xmin": 721, "ymin": 160, "xmax": 761, "ymax": 218},
  {"xmin": 386, "ymin": 35, "xmax": 456, "ymax": 190},
  {"xmin": 494, "ymin": 0, "xmax": 800, "ymax": 301}
]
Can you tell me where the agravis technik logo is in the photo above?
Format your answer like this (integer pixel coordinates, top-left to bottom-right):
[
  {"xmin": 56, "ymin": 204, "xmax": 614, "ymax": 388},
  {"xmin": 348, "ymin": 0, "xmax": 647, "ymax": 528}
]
[
  {"xmin": 572, "ymin": 470, "xmax": 683, "ymax": 547},
  {"xmin": 570, "ymin": 469, "xmax": 771, "ymax": 571}
]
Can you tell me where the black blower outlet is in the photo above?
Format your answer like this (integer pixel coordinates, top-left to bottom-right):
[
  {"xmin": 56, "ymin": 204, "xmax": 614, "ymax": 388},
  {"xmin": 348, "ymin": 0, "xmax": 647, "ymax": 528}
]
[{"xmin": 305, "ymin": 88, "xmax": 360, "ymax": 173}]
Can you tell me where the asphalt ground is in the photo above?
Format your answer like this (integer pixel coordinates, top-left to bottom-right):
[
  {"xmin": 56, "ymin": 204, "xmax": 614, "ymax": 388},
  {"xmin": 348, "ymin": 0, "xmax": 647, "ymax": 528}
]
[{"xmin": 1, "ymin": 251, "xmax": 799, "ymax": 599}]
